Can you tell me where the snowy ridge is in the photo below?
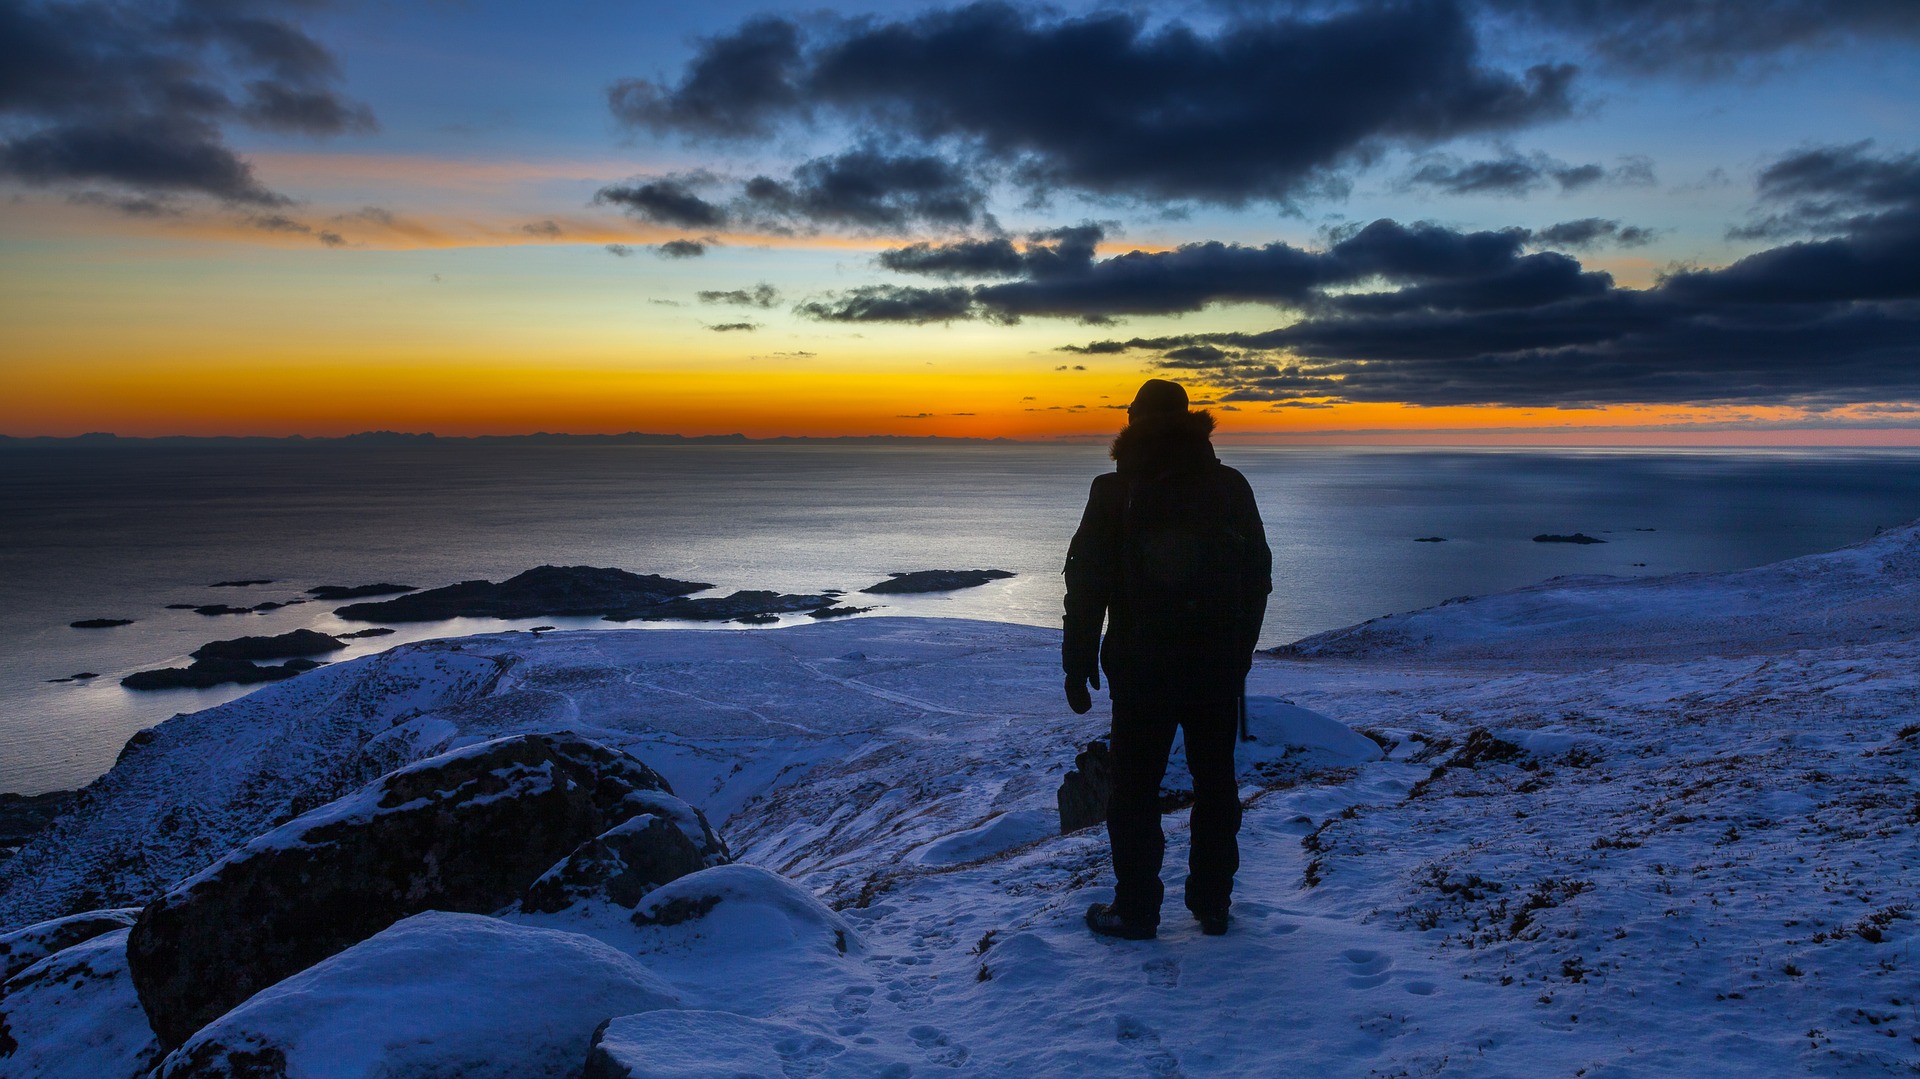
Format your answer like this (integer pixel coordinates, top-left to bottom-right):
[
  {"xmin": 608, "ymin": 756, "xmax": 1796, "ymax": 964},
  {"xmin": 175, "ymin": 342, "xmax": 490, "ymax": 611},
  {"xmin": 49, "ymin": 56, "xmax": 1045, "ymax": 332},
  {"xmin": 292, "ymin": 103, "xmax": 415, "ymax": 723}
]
[
  {"xmin": 1282, "ymin": 518, "xmax": 1920, "ymax": 665},
  {"xmin": 2, "ymin": 525, "xmax": 1917, "ymax": 1074}
]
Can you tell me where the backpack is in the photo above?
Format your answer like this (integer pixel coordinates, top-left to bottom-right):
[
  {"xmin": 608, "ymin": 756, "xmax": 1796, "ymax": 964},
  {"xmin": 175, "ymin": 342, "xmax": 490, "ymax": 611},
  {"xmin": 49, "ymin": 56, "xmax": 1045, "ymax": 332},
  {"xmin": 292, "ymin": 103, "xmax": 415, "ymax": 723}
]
[{"xmin": 1118, "ymin": 463, "xmax": 1256, "ymax": 665}]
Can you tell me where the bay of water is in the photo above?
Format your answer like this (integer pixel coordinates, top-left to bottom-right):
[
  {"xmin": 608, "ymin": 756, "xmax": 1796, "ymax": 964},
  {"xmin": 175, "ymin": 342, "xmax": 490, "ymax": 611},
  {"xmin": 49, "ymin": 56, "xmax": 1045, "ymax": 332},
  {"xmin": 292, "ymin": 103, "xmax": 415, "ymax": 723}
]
[{"xmin": 4, "ymin": 441, "xmax": 1919, "ymax": 796}]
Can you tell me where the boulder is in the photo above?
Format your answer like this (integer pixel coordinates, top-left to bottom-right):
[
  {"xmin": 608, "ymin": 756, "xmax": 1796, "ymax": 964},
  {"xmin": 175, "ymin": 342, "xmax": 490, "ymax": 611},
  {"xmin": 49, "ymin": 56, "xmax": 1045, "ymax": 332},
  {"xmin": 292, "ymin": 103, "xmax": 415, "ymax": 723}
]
[
  {"xmin": 0, "ymin": 907, "xmax": 140, "ymax": 984},
  {"xmin": 126, "ymin": 732, "xmax": 676, "ymax": 1047},
  {"xmin": 1056, "ymin": 740, "xmax": 1113, "ymax": 834},
  {"xmin": 586, "ymin": 1011, "xmax": 912, "ymax": 1079},
  {"xmin": 154, "ymin": 912, "xmax": 678, "ymax": 1079},
  {"xmin": 616, "ymin": 865, "xmax": 861, "ymax": 1015},
  {"xmin": 520, "ymin": 792, "xmax": 730, "ymax": 915},
  {"xmin": 189, "ymin": 629, "xmax": 344, "ymax": 662},
  {"xmin": 0, "ymin": 929, "xmax": 163, "ymax": 1078},
  {"xmin": 859, "ymin": 568, "xmax": 1015, "ymax": 594}
]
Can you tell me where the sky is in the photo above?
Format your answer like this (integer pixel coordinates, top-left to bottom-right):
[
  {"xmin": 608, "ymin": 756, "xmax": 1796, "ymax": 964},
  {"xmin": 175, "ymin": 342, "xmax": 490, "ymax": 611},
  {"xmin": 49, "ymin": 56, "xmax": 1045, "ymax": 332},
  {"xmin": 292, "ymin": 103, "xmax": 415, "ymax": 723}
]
[{"xmin": 2, "ymin": 0, "xmax": 1918, "ymax": 441}]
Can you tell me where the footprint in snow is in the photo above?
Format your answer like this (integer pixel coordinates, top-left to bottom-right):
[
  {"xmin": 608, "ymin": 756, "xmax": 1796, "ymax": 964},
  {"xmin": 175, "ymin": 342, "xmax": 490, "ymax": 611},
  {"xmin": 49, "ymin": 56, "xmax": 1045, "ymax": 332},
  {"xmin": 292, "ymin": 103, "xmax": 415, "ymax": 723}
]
[
  {"xmin": 1341, "ymin": 947, "xmax": 1395, "ymax": 990},
  {"xmin": 1143, "ymin": 956, "xmax": 1181, "ymax": 988},
  {"xmin": 909, "ymin": 1024, "xmax": 971, "ymax": 1068},
  {"xmin": 1115, "ymin": 1015, "xmax": 1186, "ymax": 1077},
  {"xmin": 834, "ymin": 984, "xmax": 874, "ymax": 1019}
]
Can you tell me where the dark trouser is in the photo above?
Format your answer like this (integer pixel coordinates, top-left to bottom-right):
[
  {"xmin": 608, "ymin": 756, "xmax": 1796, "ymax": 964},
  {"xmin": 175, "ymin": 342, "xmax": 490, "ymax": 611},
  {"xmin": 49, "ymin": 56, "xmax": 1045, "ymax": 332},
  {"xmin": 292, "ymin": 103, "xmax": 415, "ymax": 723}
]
[{"xmin": 1105, "ymin": 690, "xmax": 1242, "ymax": 926}]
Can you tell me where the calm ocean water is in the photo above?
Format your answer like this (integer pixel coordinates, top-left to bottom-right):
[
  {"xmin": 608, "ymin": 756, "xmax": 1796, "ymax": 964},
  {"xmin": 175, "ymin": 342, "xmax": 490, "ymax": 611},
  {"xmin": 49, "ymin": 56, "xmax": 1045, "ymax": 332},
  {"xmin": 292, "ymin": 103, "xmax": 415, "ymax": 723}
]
[{"xmin": 5, "ymin": 441, "xmax": 1920, "ymax": 795}]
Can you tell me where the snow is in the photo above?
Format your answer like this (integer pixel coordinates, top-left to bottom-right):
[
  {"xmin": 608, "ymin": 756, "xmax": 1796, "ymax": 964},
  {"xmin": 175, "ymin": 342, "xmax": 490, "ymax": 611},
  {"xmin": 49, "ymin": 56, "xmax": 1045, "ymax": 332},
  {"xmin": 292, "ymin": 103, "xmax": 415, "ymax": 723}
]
[
  {"xmin": 155, "ymin": 912, "xmax": 679, "ymax": 1079},
  {"xmin": 6, "ymin": 521, "xmax": 1919, "ymax": 1075},
  {"xmin": 0, "ymin": 929, "xmax": 160, "ymax": 1079}
]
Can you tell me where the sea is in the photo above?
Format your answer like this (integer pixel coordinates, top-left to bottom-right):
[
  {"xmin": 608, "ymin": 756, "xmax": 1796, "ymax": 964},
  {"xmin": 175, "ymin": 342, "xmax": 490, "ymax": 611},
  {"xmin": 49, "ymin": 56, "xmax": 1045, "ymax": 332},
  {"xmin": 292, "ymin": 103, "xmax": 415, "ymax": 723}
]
[{"xmin": 5, "ymin": 440, "xmax": 1920, "ymax": 796}]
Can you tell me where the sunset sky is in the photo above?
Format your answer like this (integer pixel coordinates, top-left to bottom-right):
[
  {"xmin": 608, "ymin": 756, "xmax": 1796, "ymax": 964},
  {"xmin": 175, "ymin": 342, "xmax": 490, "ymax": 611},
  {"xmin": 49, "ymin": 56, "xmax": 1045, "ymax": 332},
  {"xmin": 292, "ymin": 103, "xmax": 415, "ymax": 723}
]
[{"xmin": 3, "ymin": 0, "xmax": 1918, "ymax": 441}]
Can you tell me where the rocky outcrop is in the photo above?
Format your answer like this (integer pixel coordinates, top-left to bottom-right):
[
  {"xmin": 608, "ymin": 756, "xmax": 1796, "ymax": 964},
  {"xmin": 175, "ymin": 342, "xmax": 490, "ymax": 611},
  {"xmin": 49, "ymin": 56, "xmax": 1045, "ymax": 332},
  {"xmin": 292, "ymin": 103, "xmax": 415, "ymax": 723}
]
[
  {"xmin": 154, "ymin": 912, "xmax": 679, "ymax": 1079},
  {"xmin": 120, "ymin": 657, "xmax": 324, "ymax": 691},
  {"xmin": 520, "ymin": 792, "xmax": 730, "ymax": 914},
  {"xmin": 0, "ymin": 791, "xmax": 80, "ymax": 863},
  {"xmin": 68, "ymin": 618, "xmax": 134, "ymax": 628},
  {"xmin": 602, "ymin": 590, "xmax": 837, "ymax": 624},
  {"xmin": 334, "ymin": 565, "xmax": 711, "ymax": 622},
  {"xmin": 190, "ymin": 629, "xmax": 345, "ymax": 662},
  {"xmin": 860, "ymin": 569, "xmax": 1015, "ymax": 594},
  {"xmin": 305, "ymin": 583, "xmax": 416, "ymax": 600},
  {"xmin": 0, "ymin": 929, "xmax": 161, "ymax": 1078},
  {"xmin": 1056, "ymin": 740, "xmax": 1112, "ymax": 834},
  {"xmin": 1533, "ymin": 533, "xmax": 1605, "ymax": 544},
  {"xmin": 125, "ymin": 732, "xmax": 676, "ymax": 1047},
  {"xmin": 0, "ymin": 907, "xmax": 139, "ymax": 983}
]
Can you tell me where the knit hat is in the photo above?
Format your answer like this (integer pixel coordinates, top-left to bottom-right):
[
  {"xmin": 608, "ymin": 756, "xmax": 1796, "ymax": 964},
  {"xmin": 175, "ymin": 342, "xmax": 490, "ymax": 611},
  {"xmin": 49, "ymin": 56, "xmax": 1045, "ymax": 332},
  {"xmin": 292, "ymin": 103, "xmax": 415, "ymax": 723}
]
[{"xmin": 1127, "ymin": 378, "xmax": 1189, "ymax": 417}]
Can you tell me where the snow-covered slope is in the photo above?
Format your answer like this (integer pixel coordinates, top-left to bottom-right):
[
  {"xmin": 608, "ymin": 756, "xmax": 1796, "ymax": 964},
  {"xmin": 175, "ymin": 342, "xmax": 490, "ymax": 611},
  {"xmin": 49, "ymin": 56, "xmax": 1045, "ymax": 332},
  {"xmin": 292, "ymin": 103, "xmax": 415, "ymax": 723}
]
[{"xmin": 4, "ymin": 522, "xmax": 1918, "ymax": 1075}]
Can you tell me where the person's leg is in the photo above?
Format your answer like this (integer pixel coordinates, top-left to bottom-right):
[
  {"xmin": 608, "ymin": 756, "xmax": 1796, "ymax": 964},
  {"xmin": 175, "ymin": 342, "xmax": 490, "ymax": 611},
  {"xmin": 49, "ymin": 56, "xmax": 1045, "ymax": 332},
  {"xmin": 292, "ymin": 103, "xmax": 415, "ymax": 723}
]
[
  {"xmin": 1105, "ymin": 694, "xmax": 1179, "ymax": 927},
  {"xmin": 1182, "ymin": 694, "xmax": 1242, "ymax": 925}
]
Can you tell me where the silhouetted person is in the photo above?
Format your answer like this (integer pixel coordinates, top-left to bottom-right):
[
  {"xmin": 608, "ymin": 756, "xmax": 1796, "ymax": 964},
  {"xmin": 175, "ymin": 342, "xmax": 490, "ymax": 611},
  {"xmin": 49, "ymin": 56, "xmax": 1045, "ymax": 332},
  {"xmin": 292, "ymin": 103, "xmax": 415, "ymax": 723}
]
[{"xmin": 1063, "ymin": 379, "xmax": 1272, "ymax": 939}]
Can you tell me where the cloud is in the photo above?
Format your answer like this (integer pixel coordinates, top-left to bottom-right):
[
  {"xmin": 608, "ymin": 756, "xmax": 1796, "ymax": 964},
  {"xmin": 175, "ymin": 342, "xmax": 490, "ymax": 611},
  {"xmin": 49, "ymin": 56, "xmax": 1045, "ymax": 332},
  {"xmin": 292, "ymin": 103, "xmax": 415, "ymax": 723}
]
[
  {"xmin": 1400, "ymin": 151, "xmax": 1655, "ymax": 197},
  {"xmin": 1728, "ymin": 140, "xmax": 1920, "ymax": 239},
  {"xmin": 880, "ymin": 224, "xmax": 1104, "ymax": 279},
  {"xmin": 1532, "ymin": 217, "xmax": 1656, "ymax": 248},
  {"xmin": 520, "ymin": 220, "xmax": 562, "ymax": 238},
  {"xmin": 794, "ymin": 285, "xmax": 976, "ymax": 323},
  {"xmin": 244, "ymin": 211, "xmax": 345, "ymax": 247},
  {"xmin": 594, "ymin": 175, "xmax": 728, "ymax": 228},
  {"xmin": 605, "ymin": 243, "xmax": 634, "ymax": 257},
  {"xmin": 656, "ymin": 239, "xmax": 707, "ymax": 258},
  {"xmin": 0, "ymin": 0, "xmax": 372, "ymax": 204},
  {"xmin": 742, "ymin": 148, "xmax": 987, "ymax": 229},
  {"xmin": 707, "ymin": 321, "xmax": 760, "ymax": 332},
  {"xmin": 1478, "ymin": 0, "xmax": 1920, "ymax": 74},
  {"xmin": 612, "ymin": 1, "xmax": 1575, "ymax": 206},
  {"xmin": 1050, "ymin": 145, "xmax": 1920, "ymax": 408},
  {"xmin": 698, "ymin": 283, "xmax": 779, "ymax": 307}
]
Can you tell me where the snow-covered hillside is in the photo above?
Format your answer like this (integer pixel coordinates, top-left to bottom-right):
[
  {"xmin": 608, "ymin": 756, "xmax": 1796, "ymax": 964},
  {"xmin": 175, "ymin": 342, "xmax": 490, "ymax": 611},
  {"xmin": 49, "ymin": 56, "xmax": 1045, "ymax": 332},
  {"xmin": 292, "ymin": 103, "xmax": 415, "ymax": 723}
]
[{"xmin": 3, "ymin": 523, "xmax": 1917, "ymax": 1076}]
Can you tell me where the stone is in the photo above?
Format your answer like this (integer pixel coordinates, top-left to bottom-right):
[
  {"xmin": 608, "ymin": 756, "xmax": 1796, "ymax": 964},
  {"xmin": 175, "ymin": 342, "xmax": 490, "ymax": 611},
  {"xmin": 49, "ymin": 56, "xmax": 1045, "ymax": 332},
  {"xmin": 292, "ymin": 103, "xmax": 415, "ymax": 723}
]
[
  {"xmin": 153, "ymin": 912, "xmax": 678, "ymax": 1079},
  {"xmin": 125, "ymin": 732, "xmax": 675, "ymax": 1047},
  {"xmin": 520, "ymin": 792, "xmax": 730, "ymax": 914},
  {"xmin": 0, "ymin": 907, "xmax": 140, "ymax": 984},
  {"xmin": 859, "ymin": 569, "xmax": 1015, "ymax": 594},
  {"xmin": 1057, "ymin": 740, "xmax": 1113, "ymax": 834}
]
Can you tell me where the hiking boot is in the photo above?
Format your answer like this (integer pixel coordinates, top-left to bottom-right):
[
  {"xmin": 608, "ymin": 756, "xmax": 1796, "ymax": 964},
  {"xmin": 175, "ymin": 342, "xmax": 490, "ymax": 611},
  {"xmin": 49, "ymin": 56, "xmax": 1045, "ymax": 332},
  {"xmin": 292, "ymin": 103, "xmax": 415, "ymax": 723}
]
[
  {"xmin": 1195, "ymin": 908, "xmax": 1230, "ymax": 936},
  {"xmin": 1085, "ymin": 902, "xmax": 1157, "ymax": 940}
]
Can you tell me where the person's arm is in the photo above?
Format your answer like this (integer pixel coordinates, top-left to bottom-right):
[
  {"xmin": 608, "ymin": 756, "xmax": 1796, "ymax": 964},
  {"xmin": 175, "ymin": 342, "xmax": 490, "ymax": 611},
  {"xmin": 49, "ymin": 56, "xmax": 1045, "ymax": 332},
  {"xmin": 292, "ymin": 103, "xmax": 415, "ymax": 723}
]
[
  {"xmin": 1231, "ymin": 469, "xmax": 1272, "ymax": 666},
  {"xmin": 1062, "ymin": 474, "xmax": 1120, "ymax": 708}
]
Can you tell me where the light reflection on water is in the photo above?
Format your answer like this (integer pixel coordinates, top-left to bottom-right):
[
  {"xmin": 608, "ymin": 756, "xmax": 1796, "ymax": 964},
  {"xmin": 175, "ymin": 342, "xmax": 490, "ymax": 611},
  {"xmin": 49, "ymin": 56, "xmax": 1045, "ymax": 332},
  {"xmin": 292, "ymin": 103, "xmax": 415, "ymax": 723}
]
[{"xmin": 3, "ymin": 442, "xmax": 1918, "ymax": 794}]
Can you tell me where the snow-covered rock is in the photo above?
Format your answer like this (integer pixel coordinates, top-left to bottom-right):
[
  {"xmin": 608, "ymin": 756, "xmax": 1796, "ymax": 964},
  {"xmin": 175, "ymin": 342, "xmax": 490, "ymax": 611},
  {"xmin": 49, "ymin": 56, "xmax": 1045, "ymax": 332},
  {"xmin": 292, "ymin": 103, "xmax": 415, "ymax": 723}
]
[
  {"xmin": 520, "ymin": 791, "xmax": 731, "ymax": 914},
  {"xmin": 127, "ymin": 732, "xmax": 675, "ymax": 1047},
  {"xmin": 584, "ymin": 1010, "xmax": 913, "ymax": 1078},
  {"xmin": 0, "ymin": 929, "xmax": 161, "ymax": 1079},
  {"xmin": 153, "ymin": 912, "xmax": 679, "ymax": 1079},
  {"xmin": 1242, "ymin": 697, "xmax": 1384, "ymax": 764},
  {"xmin": 0, "ymin": 907, "xmax": 139, "ymax": 984}
]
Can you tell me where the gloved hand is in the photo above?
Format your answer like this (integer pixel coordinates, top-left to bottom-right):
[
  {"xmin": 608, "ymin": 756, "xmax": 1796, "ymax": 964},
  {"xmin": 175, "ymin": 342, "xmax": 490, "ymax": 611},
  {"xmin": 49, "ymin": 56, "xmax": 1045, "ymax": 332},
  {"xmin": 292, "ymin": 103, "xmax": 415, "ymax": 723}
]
[{"xmin": 1064, "ymin": 668, "xmax": 1100, "ymax": 714}]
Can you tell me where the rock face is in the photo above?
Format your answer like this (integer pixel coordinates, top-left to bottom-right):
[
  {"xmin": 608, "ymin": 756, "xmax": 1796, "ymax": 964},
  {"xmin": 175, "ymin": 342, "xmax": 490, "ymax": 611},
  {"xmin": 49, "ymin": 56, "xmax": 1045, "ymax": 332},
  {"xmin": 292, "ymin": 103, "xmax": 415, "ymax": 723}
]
[
  {"xmin": 125, "ymin": 732, "xmax": 675, "ymax": 1047},
  {"xmin": 190, "ymin": 628, "xmax": 345, "ymax": 662},
  {"xmin": 860, "ymin": 569, "xmax": 1015, "ymax": 594},
  {"xmin": 1056, "ymin": 740, "xmax": 1113, "ymax": 834},
  {"xmin": 154, "ymin": 912, "xmax": 679, "ymax": 1079},
  {"xmin": 334, "ymin": 565, "xmax": 711, "ymax": 622},
  {"xmin": 0, "ymin": 907, "xmax": 140, "ymax": 983},
  {"xmin": 120, "ymin": 657, "xmax": 323, "ymax": 691},
  {"xmin": 0, "ymin": 928, "xmax": 162, "ymax": 1078},
  {"xmin": 0, "ymin": 791, "xmax": 80, "ymax": 863},
  {"xmin": 520, "ymin": 793, "xmax": 730, "ymax": 914}
]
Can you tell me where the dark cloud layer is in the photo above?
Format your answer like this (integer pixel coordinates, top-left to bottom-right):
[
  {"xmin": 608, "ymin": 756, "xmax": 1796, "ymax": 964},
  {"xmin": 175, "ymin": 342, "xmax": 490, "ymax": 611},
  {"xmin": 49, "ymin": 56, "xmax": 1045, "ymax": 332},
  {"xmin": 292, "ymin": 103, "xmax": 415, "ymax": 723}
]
[
  {"xmin": 596, "ymin": 149, "xmax": 989, "ymax": 233},
  {"xmin": 0, "ymin": 0, "xmax": 372, "ymax": 204},
  {"xmin": 1480, "ymin": 0, "xmax": 1920, "ymax": 73},
  {"xmin": 612, "ymin": 0, "xmax": 1575, "ymax": 206},
  {"xmin": 825, "ymin": 145, "xmax": 1920, "ymax": 409},
  {"xmin": 1400, "ymin": 151, "xmax": 1653, "ymax": 196}
]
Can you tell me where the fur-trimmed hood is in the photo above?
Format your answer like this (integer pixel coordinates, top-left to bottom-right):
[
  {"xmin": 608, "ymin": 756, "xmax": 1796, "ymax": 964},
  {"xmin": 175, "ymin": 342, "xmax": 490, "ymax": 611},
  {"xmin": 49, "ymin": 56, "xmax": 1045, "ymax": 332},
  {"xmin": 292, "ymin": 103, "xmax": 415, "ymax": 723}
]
[{"xmin": 1110, "ymin": 409, "xmax": 1217, "ymax": 475}]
